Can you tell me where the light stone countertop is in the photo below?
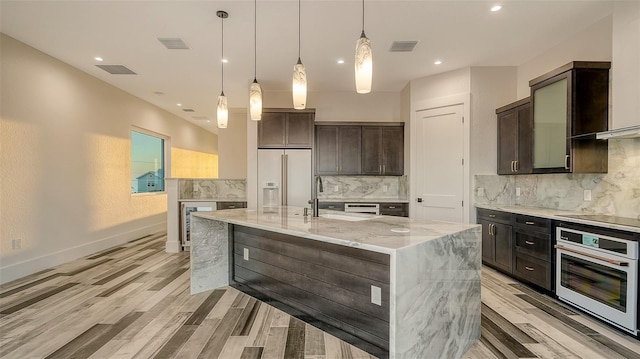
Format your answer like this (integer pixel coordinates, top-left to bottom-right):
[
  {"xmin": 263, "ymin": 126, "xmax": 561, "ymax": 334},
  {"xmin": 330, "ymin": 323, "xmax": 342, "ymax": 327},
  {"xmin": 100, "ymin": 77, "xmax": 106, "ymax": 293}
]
[
  {"xmin": 178, "ymin": 198, "xmax": 247, "ymax": 202},
  {"xmin": 475, "ymin": 204, "xmax": 640, "ymax": 233},
  {"xmin": 192, "ymin": 206, "xmax": 478, "ymax": 254},
  {"xmin": 318, "ymin": 198, "xmax": 410, "ymax": 203}
]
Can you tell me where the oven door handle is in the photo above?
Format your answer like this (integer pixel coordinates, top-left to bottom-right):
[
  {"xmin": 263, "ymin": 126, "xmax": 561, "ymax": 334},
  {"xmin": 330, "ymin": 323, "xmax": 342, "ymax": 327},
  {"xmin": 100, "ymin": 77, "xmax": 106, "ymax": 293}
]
[{"xmin": 554, "ymin": 245, "xmax": 629, "ymax": 267}]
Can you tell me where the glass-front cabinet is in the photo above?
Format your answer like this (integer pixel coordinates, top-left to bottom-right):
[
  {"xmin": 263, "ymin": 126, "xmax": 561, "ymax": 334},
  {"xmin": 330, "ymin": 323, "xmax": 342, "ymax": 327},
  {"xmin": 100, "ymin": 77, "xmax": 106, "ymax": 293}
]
[{"xmin": 529, "ymin": 61, "xmax": 610, "ymax": 174}]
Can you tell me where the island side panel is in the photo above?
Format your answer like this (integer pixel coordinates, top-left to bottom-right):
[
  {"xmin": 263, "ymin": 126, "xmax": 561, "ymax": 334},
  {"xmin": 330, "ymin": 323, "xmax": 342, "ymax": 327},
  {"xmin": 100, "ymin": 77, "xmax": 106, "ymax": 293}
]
[
  {"xmin": 190, "ymin": 216, "xmax": 230, "ymax": 294},
  {"xmin": 390, "ymin": 226, "xmax": 482, "ymax": 359}
]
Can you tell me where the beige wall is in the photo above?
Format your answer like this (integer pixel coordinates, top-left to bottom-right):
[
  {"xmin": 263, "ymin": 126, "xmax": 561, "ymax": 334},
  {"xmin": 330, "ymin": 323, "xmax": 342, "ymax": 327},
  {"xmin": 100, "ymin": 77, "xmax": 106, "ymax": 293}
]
[
  {"xmin": 218, "ymin": 109, "xmax": 248, "ymax": 179},
  {"xmin": 0, "ymin": 34, "xmax": 218, "ymax": 284}
]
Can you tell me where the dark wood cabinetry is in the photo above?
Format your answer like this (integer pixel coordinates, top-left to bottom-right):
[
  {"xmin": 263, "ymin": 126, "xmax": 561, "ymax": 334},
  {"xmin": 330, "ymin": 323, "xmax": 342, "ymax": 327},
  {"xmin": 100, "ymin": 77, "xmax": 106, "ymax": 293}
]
[
  {"xmin": 496, "ymin": 98, "xmax": 532, "ymax": 175},
  {"xmin": 258, "ymin": 109, "xmax": 314, "ymax": 149},
  {"xmin": 315, "ymin": 125, "xmax": 362, "ymax": 175},
  {"xmin": 216, "ymin": 201, "xmax": 247, "ymax": 210},
  {"xmin": 529, "ymin": 61, "xmax": 610, "ymax": 173},
  {"xmin": 362, "ymin": 126, "xmax": 404, "ymax": 175},
  {"xmin": 315, "ymin": 123, "xmax": 404, "ymax": 176},
  {"xmin": 477, "ymin": 208, "xmax": 554, "ymax": 291},
  {"xmin": 379, "ymin": 203, "xmax": 408, "ymax": 217}
]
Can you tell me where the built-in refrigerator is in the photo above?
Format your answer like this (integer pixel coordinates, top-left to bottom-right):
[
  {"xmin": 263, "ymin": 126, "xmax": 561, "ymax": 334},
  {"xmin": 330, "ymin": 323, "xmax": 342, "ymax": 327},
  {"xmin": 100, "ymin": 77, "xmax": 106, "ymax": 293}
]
[{"xmin": 257, "ymin": 149, "xmax": 312, "ymax": 208}]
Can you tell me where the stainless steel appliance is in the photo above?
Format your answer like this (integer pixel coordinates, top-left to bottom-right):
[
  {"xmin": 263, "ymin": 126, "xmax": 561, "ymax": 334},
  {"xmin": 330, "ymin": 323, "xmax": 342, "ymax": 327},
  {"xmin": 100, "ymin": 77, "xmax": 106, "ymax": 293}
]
[
  {"xmin": 180, "ymin": 201, "xmax": 216, "ymax": 248},
  {"xmin": 257, "ymin": 149, "xmax": 312, "ymax": 208},
  {"xmin": 555, "ymin": 224, "xmax": 638, "ymax": 335},
  {"xmin": 345, "ymin": 203, "xmax": 380, "ymax": 215}
]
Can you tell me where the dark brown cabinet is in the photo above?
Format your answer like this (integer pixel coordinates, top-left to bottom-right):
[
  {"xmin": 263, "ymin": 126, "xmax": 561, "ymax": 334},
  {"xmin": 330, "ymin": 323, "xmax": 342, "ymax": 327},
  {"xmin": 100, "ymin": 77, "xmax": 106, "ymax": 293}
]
[
  {"xmin": 216, "ymin": 201, "xmax": 247, "ymax": 210},
  {"xmin": 362, "ymin": 126, "xmax": 404, "ymax": 175},
  {"xmin": 478, "ymin": 209, "xmax": 513, "ymax": 273},
  {"xmin": 379, "ymin": 203, "xmax": 408, "ymax": 217},
  {"xmin": 529, "ymin": 61, "xmax": 609, "ymax": 173},
  {"xmin": 315, "ymin": 125, "xmax": 362, "ymax": 175},
  {"xmin": 258, "ymin": 110, "xmax": 314, "ymax": 149},
  {"xmin": 496, "ymin": 98, "xmax": 532, "ymax": 175}
]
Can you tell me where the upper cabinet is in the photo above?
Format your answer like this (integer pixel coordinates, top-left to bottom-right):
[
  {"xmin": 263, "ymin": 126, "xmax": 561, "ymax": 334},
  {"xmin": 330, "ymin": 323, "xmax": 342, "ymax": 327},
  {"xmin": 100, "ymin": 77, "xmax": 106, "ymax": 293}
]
[
  {"xmin": 496, "ymin": 98, "xmax": 532, "ymax": 175},
  {"xmin": 361, "ymin": 126, "xmax": 404, "ymax": 176},
  {"xmin": 529, "ymin": 61, "xmax": 610, "ymax": 173},
  {"xmin": 315, "ymin": 123, "xmax": 404, "ymax": 176},
  {"xmin": 258, "ymin": 109, "xmax": 315, "ymax": 149}
]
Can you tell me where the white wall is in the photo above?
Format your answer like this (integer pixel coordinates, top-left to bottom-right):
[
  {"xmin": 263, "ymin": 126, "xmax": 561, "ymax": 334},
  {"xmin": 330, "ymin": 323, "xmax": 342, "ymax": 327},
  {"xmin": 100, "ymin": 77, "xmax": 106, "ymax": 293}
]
[
  {"xmin": 218, "ymin": 109, "xmax": 248, "ymax": 179},
  {"xmin": 0, "ymin": 34, "xmax": 218, "ymax": 284}
]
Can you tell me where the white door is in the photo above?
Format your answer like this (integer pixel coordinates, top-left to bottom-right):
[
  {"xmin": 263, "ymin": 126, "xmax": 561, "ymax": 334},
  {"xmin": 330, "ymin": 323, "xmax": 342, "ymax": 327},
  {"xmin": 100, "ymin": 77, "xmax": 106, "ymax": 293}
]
[
  {"xmin": 414, "ymin": 104, "xmax": 464, "ymax": 222},
  {"xmin": 284, "ymin": 149, "xmax": 312, "ymax": 207}
]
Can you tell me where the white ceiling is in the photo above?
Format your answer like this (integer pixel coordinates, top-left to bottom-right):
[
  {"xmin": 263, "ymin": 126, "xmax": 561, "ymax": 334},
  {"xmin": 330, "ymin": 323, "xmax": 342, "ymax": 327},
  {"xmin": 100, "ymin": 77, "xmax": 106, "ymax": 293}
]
[{"xmin": 1, "ymin": 0, "xmax": 614, "ymax": 134}]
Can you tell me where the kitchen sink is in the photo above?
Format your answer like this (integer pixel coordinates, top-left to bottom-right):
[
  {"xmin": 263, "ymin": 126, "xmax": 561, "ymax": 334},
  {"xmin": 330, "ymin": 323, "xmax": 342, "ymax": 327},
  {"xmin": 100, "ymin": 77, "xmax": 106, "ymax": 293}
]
[{"xmin": 319, "ymin": 213, "xmax": 378, "ymax": 222}]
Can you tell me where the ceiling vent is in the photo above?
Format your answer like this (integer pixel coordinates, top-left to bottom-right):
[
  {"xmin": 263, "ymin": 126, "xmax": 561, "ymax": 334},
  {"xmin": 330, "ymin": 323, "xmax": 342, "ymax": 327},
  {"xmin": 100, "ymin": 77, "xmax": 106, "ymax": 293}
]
[
  {"xmin": 96, "ymin": 65, "xmax": 137, "ymax": 75},
  {"xmin": 182, "ymin": 108, "xmax": 195, "ymax": 112},
  {"xmin": 158, "ymin": 38, "xmax": 191, "ymax": 50},
  {"xmin": 192, "ymin": 116, "xmax": 209, "ymax": 121},
  {"xmin": 389, "ymin": 41, "xmax": 419, "ymax": 52}
]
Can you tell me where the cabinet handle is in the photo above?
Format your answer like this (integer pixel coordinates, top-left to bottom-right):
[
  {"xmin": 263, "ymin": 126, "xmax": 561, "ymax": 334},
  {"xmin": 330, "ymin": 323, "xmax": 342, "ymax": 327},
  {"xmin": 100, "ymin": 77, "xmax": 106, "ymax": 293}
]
[
  {"xmin": 488, "ymin": 214, "xmax": 496, "ymax": 218},
  {"xmin": 389, "ymin": 206, "xmax": 396, "ymax": 209},
  {"xmin": 228, "ymin": 206, "xmax": 236, "ymax": 209},
  {"xmin": 525, "ymin": 266, "xmax": 535, "ymax": 271},
  {"xmin": 379, "ymin": 164, "xmax": 382, "ymax": 174},
  {"xmin": 514, "ymin": 160, "xmax": 519, "ymax": 173},
  {"xmin": 489, "ymin": 223, "xmax": 495, "ymax": 236},
  {"xmin": 564, "ymin": 155, "xmax": 570, "ymax": 170},
  {"xmin": 511, "ymin": 160, "xmax": 515, "ymax": 172},
  {"xmin": 525, "ymin": 221, "xmax": 535, "ymax": 225},
  {"xmin": 525, "ymin": 241, "xmax": 535, "ymax": 245},
  {"xmin": 383, "ymin": 164, "xmax": 386, "ymax": 173},
  {"xmin": 336, "ymin": 166, "xmax": 339, "ymax": 172}
]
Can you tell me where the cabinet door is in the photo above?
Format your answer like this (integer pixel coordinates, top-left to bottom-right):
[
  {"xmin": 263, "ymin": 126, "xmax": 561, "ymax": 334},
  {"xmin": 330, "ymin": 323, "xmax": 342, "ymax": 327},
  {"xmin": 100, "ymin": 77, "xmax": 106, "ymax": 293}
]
[
  {"xmin": 493, "ymin": 222, "xmax": 513, "ymax": 272},
  {"xmin": 338, "ymin": 126, "xmax": 362, "ymax": 174},
  {"xmin": 516, "ymin": 104, "xmax": 533, "ymax": 173},
  {"xmin": 497, "ymin": 110, "xmax": 518, "ymax": 174},
  {"xmin": 286, "ymin": 112, "xmax": 314, "ymax": 148},
  {"xmin": 532, "ymin": 75, "xmax": 570, "ymax": 173},
  {"xmin": 316, "ymin": 126, "xmax": 339, "ymax": 175},
  {"xmin": 361, "ymin": 127, "xmax": 383, "ymax": 174},
  {"xmin": 258, "ymin": 113, "xmax": 287, "ymax": 148},
  {"xmin": 381, "ymin": 127, "xmax": 404, "ymax": 175},
  {"xmin": 479, "ymin": 220, "xmax": 495, "ymax": 264}
]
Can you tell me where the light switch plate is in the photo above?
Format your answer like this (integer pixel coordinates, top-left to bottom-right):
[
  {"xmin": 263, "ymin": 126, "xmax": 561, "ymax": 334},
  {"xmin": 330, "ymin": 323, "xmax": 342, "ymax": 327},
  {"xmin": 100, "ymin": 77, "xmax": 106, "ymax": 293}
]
[
  {"xmin": 383, "ymin": 185, "xmax": 388, "ymax": 193},
  {"xmin": 371, "ymin": 285, "xmax": 382, "ymax": 306},
  {"xmin": 334, "ymin": 185, "xmax": 339, "ymax": 192},
  {"xmin": 584, "ymin": 189, "xmax": 592, "ymax": 201},
  {"xmin": 477, "ymin": 187, "xmax": 485, "ymax": 196},
  {"xmin": 243, "ymin": 248, "xmax": 249, "ymax": 261},
  {"xmin": 516, "ymin": 187, "xmax": 521, "ymax": 197}
]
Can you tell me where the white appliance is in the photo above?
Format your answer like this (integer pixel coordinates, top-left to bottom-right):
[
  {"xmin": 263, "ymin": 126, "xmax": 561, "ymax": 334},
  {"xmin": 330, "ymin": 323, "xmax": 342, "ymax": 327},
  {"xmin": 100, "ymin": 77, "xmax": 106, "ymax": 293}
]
[
  {"xmin": 257, "ymin": 149, "xmax": 312, "ymax": 208},
  {"xmin": 555, "ymin": 225, "xmax": 638, "ymax": 335}
]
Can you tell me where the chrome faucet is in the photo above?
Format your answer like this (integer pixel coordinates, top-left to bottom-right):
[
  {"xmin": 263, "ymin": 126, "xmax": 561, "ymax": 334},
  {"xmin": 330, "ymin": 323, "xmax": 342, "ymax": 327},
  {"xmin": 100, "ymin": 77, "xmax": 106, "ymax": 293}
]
[{"xmin": 310, "ymin": 176, "xmax": 323, "ymax": 217}]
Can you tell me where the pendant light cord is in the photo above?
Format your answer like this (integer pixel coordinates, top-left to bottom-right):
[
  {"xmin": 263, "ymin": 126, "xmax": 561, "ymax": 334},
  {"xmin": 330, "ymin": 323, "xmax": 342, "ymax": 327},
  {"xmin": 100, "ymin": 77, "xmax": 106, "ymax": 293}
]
[
  {"xmin": 254, "ymin": 0, "xmax": 257, "ymax": 79},
  {"xmin": 362, "ymin": 0, "xmax": 365, "ymax": 32},
  {"xmin": 298, "ymin": 0, "xmax": 301, "ymax": 59},
  {"xmin": 221, "ymin": 14, "xmax": 225, "ymax": 93}
]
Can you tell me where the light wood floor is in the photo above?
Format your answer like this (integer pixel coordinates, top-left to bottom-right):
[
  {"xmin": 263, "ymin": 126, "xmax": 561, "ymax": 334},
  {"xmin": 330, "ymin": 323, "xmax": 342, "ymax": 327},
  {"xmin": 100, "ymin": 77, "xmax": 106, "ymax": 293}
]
[{"xmin": 1, "ymin": 232, "xmax": 639, "ymax": 359}]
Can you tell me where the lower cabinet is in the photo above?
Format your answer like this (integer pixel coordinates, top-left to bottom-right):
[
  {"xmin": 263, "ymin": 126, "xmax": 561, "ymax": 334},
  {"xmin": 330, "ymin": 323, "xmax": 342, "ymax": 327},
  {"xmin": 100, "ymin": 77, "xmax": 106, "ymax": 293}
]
[
  {"xmin": 216, "ymin": 201, "xmax": 248, "ymax": 210},
  {"xmin": 318, "ymin": 202, "xmax": 409, "ymax": 217},
  {"xmin": 477, "ymin": 208, "xmax": 554, "ymax": 292}
]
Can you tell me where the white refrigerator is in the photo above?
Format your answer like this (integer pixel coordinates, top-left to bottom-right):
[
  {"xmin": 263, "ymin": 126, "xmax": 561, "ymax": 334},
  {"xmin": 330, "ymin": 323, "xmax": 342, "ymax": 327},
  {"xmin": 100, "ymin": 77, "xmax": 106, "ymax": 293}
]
[{"xmin": 257, "ymin": 149, "xmax": 312, "ymax": 208}]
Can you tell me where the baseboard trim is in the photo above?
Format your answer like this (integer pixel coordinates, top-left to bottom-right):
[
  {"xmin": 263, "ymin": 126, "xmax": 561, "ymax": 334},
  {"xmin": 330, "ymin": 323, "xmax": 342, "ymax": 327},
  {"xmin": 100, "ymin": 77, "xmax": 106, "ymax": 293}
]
[{"xmin": 0, "ymin": 221, "xmax": 166, "ymax": 285}]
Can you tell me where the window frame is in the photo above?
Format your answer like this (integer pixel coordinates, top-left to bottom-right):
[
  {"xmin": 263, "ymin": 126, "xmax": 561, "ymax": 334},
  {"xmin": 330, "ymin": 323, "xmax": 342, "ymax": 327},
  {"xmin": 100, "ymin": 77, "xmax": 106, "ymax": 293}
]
[{"xmin": 130, "ymin": 126, "xmax": 171, "ymax": 196}]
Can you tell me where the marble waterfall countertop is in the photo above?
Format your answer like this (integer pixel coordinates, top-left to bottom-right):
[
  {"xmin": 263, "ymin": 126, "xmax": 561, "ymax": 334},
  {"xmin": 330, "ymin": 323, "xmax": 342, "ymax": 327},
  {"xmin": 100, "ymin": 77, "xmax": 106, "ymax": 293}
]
[
  {"xmin": 475, "ymin": 204, "xmax": 640, "ymax": 233},
  {"xmin": 190, "ymin": 206, "xmax": 482, "ymax": 359},
  {"xmin": 192, "ymin": 206, "xmax": 477, "ymax": 254}
]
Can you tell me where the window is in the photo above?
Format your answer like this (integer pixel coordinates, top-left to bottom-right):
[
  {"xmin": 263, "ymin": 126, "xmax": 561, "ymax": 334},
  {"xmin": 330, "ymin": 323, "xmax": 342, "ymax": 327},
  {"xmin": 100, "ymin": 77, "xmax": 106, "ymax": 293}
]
[{"xmin": 131, "ymin": 130, "xmax": 166, "ymax": 194}]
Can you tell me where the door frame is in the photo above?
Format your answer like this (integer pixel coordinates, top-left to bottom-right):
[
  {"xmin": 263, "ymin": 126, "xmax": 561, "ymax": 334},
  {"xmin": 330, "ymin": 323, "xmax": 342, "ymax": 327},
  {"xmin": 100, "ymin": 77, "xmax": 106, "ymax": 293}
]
[{"xmin": 410, "ymin": 93, "xmax": 471, "ymax": 223}]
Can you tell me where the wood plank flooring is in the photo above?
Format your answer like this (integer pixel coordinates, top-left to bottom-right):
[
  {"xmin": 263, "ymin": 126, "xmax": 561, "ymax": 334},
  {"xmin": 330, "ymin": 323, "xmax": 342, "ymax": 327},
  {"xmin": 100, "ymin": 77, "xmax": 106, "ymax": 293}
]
[{"xmin": 1, "ymin": 232, "xmax": 639, "ymax": 358}]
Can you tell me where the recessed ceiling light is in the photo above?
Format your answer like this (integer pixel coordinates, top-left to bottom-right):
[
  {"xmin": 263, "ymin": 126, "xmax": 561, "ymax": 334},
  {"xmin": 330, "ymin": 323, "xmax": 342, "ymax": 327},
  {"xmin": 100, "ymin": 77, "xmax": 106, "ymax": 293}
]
[
  {"xmin": 491, "ymin": 5, "xmax": 502, "ymax": 12},
  {"xmin": 222, "ymin": 59, "xmax": 228, "ymax": 63},
  {"xmin": 94, "ymin": 57, "xmax": 103, "ymax": 62},
  {"xmin": 337, "ymin": 59, "xmax": 345, "ymax": 64},
  {"xmin": 177, "ymin": 103, "xmax": 182, "ymax": 107},
  {"xmin": 434, "ymin": 60, "xmax": 442, "ymax": 65}
]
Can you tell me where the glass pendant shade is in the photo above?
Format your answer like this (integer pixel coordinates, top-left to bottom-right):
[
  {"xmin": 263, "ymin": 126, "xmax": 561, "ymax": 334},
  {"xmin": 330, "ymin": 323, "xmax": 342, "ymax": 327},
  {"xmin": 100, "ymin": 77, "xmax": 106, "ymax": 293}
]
[
  {"xmin": 355, "ymin": 32, "xmax": 372, "ymax": 94},
  {"xmin": 250, "ymin": 80, "xmax": 263, "ymax": 121},
  {"xmin": 217, "ymin": 93, "xmax": 228, "ymax": 128},
  {"xmin": 292, "ymin": 58, "xmax": 307, "ymax": 110}
]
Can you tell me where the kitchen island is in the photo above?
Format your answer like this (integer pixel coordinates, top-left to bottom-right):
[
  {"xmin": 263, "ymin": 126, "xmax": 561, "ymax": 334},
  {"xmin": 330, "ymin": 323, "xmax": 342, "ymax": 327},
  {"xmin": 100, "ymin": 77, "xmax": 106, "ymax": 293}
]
[{"xmin": 190, "ymin": 207, "xmax": 481, "ymax": 359}]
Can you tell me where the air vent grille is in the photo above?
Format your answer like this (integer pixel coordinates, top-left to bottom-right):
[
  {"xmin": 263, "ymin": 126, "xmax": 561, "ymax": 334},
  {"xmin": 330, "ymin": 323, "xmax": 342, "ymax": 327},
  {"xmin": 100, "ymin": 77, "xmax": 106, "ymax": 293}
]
[
  {"xmin": 96, "ymin": 65, "xmax": 137, "ymax": 75},
  {"xmin": 158, "ymin": 38, "xmax": 190, "ymax": 50},
  {"xmin": 389, "ymin": 41, "xmax": 419, "ymax": 52},
  {"xmin": 182, "ymin": 108, "xmax": 195, "ymax": 112}
]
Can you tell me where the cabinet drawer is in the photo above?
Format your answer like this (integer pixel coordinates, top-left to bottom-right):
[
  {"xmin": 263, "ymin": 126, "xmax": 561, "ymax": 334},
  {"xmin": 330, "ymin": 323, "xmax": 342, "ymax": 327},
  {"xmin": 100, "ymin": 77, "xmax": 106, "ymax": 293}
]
[
  {"xmin": 319, "ymin": 202, "xmax": 345, "ymax": 211},
  {"xmin": 514, "ymin": 214, "xmax": 550, "ymax": 233},
  {"xmin": 477, "ymin": 209, "xmax": 512, "ymax": 224},
  {"xmin": 513, "ymin": 254, "xmax": 551, "ymax": 290},
  {"xmin": 379, "ymin": 203, "xmax": 408, "ymax": 217},
  {"xmin": 514, "ymin": 230, "xmax": 550, "ymax": 261},
  {"xmin": 217, "ymin": 202, "xmax": 247, "ymax": 210}
]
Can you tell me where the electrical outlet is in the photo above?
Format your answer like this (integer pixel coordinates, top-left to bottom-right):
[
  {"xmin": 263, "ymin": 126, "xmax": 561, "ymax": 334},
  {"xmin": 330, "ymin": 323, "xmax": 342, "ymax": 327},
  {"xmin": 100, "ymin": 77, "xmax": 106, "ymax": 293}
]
[
  {"xmin": 243, "ymin": 248, "xmax": 249, "ymax": 261},
  {"xmin": 12, "ymin": 239, "xmax": 21, "ymax": 250},
  {"xmin": 371, "ymin": 285, "xmax": 382, "ymax": 306},
  {"xmin": 383, "ymin": 185, "xmax": 388, "ymax": 193},
  {"xmin": 194, "ymin": 183, "xmax": 200, "ymax": 191},
  {"xmin": 584, "ymin": 189, "xmax": 592, "ymax": 201},
  {"xmin": 477, "ymin": 187, "xmax": 485, "ymax": 196},
  {"xmin": 516, "ymin": 187, "xmax": 521, "ymax": 197},
  {"xmin": 334, "ymin": 185, "xmax": 339, "ymax": 192}
]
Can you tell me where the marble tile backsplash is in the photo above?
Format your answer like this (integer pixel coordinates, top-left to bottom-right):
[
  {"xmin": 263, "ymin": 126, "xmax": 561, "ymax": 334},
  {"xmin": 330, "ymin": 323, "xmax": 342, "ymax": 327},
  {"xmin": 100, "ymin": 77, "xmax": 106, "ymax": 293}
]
[
  {"xmin": 317, "ymin": 175, "xmax": 408, "ymax": 200},
  {"xmin": 179, "ymin": 179, "xmax": 246, "ymax": 200},
  {"xmin": 474, "ymin": 139, "xmax": 640, "ymax": 219}
]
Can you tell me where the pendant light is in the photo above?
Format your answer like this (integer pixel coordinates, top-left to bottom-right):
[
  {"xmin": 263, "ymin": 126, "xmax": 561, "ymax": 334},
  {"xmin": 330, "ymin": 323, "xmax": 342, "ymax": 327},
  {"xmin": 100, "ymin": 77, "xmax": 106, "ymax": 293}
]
[
  {"xmin": 216, "ymin": 10, "xmax": 229, "ymax": 129},
  {"xmin": 355, "ymin": 0, "xmax": 372, "ymax": 94},
  {"xmin": 292, "ymin": 0, "xmax": 307, "ymax": 109},
  {"xmin": 249, "ymin": 0, "xmax": 263, "ymax": 121}
]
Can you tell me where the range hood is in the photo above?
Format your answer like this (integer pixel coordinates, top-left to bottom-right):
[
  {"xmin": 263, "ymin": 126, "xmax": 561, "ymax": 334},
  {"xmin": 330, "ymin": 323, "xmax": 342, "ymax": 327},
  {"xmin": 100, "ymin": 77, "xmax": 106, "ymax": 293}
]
[{"xmin": 596, "ymin": 124, "xmax": 640, "ymax": 139}]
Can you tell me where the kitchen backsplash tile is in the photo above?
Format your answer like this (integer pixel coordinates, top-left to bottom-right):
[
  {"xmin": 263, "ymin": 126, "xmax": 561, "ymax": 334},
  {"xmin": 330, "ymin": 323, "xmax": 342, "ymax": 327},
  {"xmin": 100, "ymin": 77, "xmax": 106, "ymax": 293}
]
[
  {"xmin": 474, "ymin": 139, "xmax": 640, "ymax": 218},
  {"xmin": 179, "ymin": 179, "xmax": 246, "ymax": 200},
  {"xmin": 317, "ymin": 175, "xmax": 408, "ymax": 201}
]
